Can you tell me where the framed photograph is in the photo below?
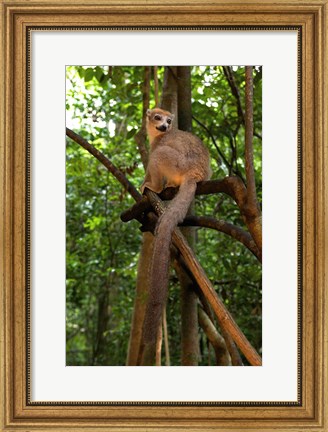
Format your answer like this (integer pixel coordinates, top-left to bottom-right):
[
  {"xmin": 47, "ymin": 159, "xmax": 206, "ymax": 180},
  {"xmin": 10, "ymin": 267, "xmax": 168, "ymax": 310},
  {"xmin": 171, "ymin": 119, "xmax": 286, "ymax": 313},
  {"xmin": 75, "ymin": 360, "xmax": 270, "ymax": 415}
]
[{"xmin": 1, "ymin": 1, "xmax": 327, "ymax": 431}]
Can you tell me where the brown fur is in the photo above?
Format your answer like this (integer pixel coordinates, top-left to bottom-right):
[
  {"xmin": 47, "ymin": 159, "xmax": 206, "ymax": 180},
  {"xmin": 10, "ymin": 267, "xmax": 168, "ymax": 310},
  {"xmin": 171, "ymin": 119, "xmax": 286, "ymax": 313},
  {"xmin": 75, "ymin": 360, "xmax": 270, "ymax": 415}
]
[{"xmin": 141, "ymin": 108, "xmax": 211, "ymax": 347}]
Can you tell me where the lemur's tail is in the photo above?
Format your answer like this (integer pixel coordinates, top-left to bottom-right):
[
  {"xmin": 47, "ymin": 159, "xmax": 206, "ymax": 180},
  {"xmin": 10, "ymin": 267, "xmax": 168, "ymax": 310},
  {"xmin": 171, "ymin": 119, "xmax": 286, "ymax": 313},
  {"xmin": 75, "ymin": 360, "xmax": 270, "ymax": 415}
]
[{"xmin": 142, "ymin": 179, "xmax": 197, "ymax": 347}]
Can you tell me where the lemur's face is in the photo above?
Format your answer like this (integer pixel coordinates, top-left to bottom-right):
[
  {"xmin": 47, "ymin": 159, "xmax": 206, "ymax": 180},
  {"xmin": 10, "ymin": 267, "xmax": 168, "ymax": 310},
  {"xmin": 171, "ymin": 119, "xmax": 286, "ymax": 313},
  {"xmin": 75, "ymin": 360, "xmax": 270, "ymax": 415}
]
[{"xmin": 146, "ymin": 108, "xmax": 174, "ymax": 139}]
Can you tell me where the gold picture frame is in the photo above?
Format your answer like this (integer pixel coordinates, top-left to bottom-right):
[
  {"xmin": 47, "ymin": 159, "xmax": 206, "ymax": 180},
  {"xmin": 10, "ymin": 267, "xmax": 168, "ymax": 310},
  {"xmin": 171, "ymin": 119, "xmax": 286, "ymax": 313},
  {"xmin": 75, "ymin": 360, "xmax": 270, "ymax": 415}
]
[{"xmin": 1, "ymin": 0, "xmax": 327, "ymax": 430}]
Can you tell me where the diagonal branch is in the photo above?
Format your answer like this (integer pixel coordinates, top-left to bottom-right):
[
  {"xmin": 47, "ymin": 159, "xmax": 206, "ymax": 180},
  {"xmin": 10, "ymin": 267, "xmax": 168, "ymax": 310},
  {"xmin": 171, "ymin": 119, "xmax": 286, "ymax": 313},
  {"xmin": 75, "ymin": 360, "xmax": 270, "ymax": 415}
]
[
  {"xmin": 145, "ymin": 189, "xmax": 262, "ymax": 366},
  {"xmin": 66, "ymin": 127, "xmax": 142, "ymax": 203},
  {"xmin": 192, "ymin": 115, "xmax": 231, "ymax": 171},
  {"xmin": 182, "ymin": 215, "xmax": 261, "ymax": 261},
  {"xmin": 222, "ymin": 66, "xmax": 245, "ymax": 124},
  {"xmin": 223, "ymin": 66, "xmax": 262, "ymax": 141}
]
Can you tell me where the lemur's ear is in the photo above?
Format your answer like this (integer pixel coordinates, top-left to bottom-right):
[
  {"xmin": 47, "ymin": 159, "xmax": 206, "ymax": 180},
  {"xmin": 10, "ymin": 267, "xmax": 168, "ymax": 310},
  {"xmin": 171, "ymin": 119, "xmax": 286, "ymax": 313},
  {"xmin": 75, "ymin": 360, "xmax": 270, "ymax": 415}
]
[
  {"xmin": 171, "ymin": 114, "xmax": 175, "ymax": 120},
  {"xmin": 146, "ymin": 109, "xmax": 152, "ymax": 117}
]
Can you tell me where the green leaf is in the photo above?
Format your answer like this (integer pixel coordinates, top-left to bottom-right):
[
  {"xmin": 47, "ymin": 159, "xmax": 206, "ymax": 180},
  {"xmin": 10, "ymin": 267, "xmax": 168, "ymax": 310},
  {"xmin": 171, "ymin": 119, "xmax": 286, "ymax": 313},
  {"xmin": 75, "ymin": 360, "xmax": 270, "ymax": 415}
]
[
  {"xmin": 84, "ymin": 68, "xmax": 94, "ymax": 82},
  {"xmin": 126, "ymin": 128, "xmax": 137, "ymax": 139},
  {"xmin": 95, "ymin": 67, "xmax": 106, "ymax": 83},
  {"xmin": 77, "ymin": 67, "xmax": 85, "ymax": 78}
]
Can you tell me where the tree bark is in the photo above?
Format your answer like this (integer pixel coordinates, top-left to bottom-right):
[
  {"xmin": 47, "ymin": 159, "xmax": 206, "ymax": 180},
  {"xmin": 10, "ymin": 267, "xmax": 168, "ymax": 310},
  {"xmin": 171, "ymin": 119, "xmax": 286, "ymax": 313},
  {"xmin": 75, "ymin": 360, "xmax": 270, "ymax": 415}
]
[
  {"xmin": 220, "ymin": 327, "xmax": 243, "ymax": 366},
  {"xmin": 162, "ymin": 307, "xmax": 170, "ymax": 366},
  {"xmin": 155, "ymin": 319, "xmax": 163, "ymax": 366},
  {"xmin": 175, "ymin": 262, "xmax": 200, "ymax": 365},
  {"xmin": 161, "ymin": 66, "xmax": 178, "ymax": 119},
  {"xmin": 177, "ymin": 66, "xmax": 192, "ymax": 132},
  {"xmin": 244, "ymin": 66, "xmax": 262, "ymax": 252},
  {"xmin": 153, "ymin": 66, "xmax": 159, "ymax": 107}
]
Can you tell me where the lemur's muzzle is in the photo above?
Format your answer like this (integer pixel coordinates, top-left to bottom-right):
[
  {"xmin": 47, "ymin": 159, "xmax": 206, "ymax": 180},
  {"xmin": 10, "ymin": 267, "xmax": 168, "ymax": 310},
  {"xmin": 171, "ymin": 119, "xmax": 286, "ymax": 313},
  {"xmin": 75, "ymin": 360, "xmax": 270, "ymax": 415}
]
[{"xmin": 156, "ymin": 124, "xmax": 168, "ymax": 132}]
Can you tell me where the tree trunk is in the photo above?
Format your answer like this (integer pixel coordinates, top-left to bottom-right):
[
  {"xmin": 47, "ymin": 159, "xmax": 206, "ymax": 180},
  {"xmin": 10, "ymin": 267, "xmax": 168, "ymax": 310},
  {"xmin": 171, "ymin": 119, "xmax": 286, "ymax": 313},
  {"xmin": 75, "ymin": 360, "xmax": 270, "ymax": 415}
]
[
  {"xmin": 175, "ymin": 262, "xmax": 200, "ymax": 365},
  {"xmin": 176, "ymin": 66, "xmax": 200, "ymax": 366},
  {"xmin": 138, "ymin": 67, "xmax": 179, "ymax": 366},
  {"xmin": 177, "ymin": 66, "xmax": 192, "ymax": 132},
  {"xmin": 93, "ymin": 286, "xmax": 110, "ymax": 365},
  {"xmin": 160, "ymin": 67, "xmax": 178, "ymax": 118},
  {"xmin": 126, "ymin": 67, "xmax": 153, "ymax": 365}
]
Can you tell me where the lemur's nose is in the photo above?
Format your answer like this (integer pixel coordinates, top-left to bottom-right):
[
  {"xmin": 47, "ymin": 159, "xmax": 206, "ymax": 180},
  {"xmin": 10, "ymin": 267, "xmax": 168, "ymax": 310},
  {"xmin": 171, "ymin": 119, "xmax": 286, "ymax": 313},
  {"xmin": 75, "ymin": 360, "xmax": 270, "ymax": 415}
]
[{"xmin": 157, "ymin": 124, "xmax": 167, "ymax": 132}]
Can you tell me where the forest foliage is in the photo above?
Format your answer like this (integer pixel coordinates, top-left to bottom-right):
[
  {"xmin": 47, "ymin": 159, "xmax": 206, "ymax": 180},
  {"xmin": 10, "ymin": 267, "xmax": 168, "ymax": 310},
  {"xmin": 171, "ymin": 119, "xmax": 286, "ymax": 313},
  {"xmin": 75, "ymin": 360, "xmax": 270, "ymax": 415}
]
[{"xmin": 66, "ymin": 66, "xmax": 262, "ymax": 366}]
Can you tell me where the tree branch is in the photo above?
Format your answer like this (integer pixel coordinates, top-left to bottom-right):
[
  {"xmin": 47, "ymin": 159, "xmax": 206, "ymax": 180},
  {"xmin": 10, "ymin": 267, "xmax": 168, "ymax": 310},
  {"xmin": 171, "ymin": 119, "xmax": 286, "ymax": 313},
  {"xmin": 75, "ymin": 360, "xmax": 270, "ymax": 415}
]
[
  {"xmin": 160, "ymin": 66, "xmax": 178, "ymax": 118},
  {"xmin": 190, "ymin": 279, "xmax": 243, "ymax": 366},
  {"xmin": 120, "ymin": 176, "xmax": 247, "ymax": 222},
  {"xmin": 222, "ymin": 66, "xmax": 245, "ymax": 124},
  {"xmin": 134, "ymin": 66, "xmax": 151, "ymax": 169},
  {"xmin": 245, "ymin": 66, "xmax": 257, "ymax": 209},
  {"xmin": 182, "ymin": 215, "xmax": 261, "ymax": 261},
  {"xmin": 241, "ymin": 67, "xmax": 262, "ymax": 252},
  {"xmin": 120, "ymin": 172, "xmax": 262, "ymax": 257},
  {"xmin": 220, "ymin": 327, "xmax": 244, "ymax": 366},
  {"xmin": 192, "ymin": 115, "xmax": 230, "ymax": 171},
  {"xmin": 223, "ymin": 66, "xmax": 262, "ymax": 142},
  {"xmin": 198, "ymin": 307, "xmax": 231, "ymax": 366},
  {"xmin": 153, "ymin": 66, "xmax": 159, "ymax": 107}
]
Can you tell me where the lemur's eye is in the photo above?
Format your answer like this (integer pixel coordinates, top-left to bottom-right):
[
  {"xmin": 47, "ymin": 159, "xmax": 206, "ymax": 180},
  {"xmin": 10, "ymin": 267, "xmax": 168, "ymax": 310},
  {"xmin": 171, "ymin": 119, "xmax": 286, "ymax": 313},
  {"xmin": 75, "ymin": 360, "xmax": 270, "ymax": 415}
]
[
  {"xmin": 154, "ymin": 114, "xmax": 162, "ymax": 120},
  {"xmin": 167, "ymin": 118, "xmax": 172, "ymax": 124}
]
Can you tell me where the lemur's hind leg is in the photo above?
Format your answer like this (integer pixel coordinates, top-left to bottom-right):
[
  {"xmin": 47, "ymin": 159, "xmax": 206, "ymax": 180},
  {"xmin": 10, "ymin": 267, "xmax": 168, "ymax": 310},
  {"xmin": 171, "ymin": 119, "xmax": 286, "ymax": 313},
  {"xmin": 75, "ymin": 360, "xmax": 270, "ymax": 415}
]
[
  {"xmin": 141, "ymin": 172, "xmax": 163, "ymax": 194},
  {"xmin": 140, "ymin": 161, "xmax": 163, "ymax": 194},
  {"xmin": 141, "ymin": 146, "xmax": 188, "ymax": 193}
]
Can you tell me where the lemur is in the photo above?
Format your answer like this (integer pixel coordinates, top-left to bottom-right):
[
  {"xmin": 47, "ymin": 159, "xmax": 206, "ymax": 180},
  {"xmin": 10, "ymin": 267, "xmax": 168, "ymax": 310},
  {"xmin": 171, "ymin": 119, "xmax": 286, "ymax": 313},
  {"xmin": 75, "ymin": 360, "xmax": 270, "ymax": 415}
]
[{"xmin": 140, "ymin": 107, "xmax": 212, "ymax": 353}]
